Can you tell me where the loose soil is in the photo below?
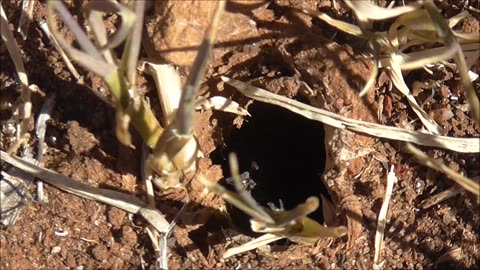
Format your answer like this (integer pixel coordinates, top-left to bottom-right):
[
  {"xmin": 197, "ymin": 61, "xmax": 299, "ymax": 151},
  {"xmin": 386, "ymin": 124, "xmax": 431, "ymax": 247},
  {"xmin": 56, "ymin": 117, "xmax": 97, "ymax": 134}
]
[{"xmin": 1, "ymin": 0, "xmax": 479, "ymax": 269}]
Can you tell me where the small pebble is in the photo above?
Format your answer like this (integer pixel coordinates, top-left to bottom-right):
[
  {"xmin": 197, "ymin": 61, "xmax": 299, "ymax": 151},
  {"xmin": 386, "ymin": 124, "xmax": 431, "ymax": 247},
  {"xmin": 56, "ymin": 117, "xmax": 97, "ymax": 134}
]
[
  {"xmin": 54, "ymin": 230, "xmax": 69, "ymax": 237},
  {"xmin": 51, "ymin": 246, "xmax": 61, "ymax": 254},
  {"xmin": 415, "ymin": 179, "xmax": 425, "ymax": 190}
]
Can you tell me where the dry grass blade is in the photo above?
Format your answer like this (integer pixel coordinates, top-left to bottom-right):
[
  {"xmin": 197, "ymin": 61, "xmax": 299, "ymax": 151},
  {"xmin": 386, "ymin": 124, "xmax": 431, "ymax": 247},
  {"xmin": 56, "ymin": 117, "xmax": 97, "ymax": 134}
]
[
  {"xmin": 195, "ymin": 96, "xmax": 251, "ymax": 116},
  {"xmin": 175, "ymin": 0, "xmax": 226, "ymax": 135},
  {"xmin": 419, "ymin": 184, "xmax": 463, "ymax": 209},
  {"xmin": 0, "ymin": 150, "xmax": 170, "ymax": 232},
  {"xmin": 358, "ymin": 44, "xmax": 379, "ymax": 97},
  {"xmin": 374, "ymin": 165, "xmax": 397, "ymax": 265},
  {"xmin": 1, "ymin": 3, "xmax": 31, "ymax": 120},
  {"xmin": 17, "ymin": 0, "xmax": 34, "ymax": 39},
  {"xmin": 344, "ymin": 0, "xmax": 422, "ymax": 21},
  {"xmin": 138, "ymin": 62, "xmax": 181, "ymax": 126},
  {"xmin": 448, "ymin": 11, "xmax": 470, "ymax": 28},
  {"xmin": 222, "ymin": 233, "xmax": 283, "ymax": 259},
  {"xmin": 222, "ymin": 77, "xmax": 480, "ymax": 153},
  {"xmin": 1, "ymin": 3, "xmax": 28, "ymax": 87},
  {"xmin": 38, "ymin": 19, "xmax": 114, "ymax": 105},
  {"xmin": 301, "ymin": 1, "xmax": 480, "ymax": 127},
  {"xmin": 47, "ymin": 1, "xmax": 116, "ymax": 82},
  {"xmin": 263, "ymin": 197, "xmax": 319, "ymax": 229},
  {"xmin": 423, "ymin": 2, "xmax": 480, "ymax": 127},
  {"xmin": 388, "ymin": 54, "xmax": 444, "ymax": 134},
  {"xmin": 296, "ymin": 7, "xmax": 369, "ymax": 39},
  {"xmin": 379, "ymin": 43, "xmax": 479, "ymax": 71},
  {"xmin": 228, "ymin": 153, "xmax": 274, "ymax": 223},
  {"xmin": 197, "ymin": 174, "xmax": 273, "ymax": 224},
  {"xmin": 119, "ymin": 0, "xmax": 144, "ymax": 85},
  {"xmin": 406, "ymin": 143, "xmax": 479, "ymax": 195},
  {"xmin": 38, "ymin": 20, "xmax": 83, "ymax": 83},
  {"xmin": 34, "ymin": 93, "xmax": 56, "ymax": 202}
]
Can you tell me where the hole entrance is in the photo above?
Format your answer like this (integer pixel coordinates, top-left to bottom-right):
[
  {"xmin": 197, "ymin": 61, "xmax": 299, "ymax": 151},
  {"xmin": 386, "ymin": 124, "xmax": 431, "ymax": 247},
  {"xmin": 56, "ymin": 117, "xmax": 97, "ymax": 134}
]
[{"xmin": 211, "ymin": 99, "xmax": 328, "ymax": 232}]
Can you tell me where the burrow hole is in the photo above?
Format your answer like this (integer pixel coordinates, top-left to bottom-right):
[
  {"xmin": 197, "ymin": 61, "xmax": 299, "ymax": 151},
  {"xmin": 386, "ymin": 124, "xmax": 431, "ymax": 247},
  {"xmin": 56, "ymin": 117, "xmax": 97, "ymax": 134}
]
[{"xmin": 211, "ymin": 98, "xmax": 329, "ymax": 234}]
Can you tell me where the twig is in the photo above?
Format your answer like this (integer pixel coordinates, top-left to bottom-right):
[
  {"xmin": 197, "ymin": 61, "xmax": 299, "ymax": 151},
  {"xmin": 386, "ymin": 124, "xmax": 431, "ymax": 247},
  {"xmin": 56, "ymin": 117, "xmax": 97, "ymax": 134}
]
[
  {"xmin": 419, "ymin": 184, "xmax": 463, "ymax": 209},
  {"xmin": 17, "ymin": 0, "xmax": 34, "ymax": 40},
  {"xmin": 1, "ymin": 3, "xmax": 29, "ymax": 89},
  {"xmin": 158, "ymin": 195, "xmax": 189, "ymax": 270},
  {"xmin": 34, "ymin": 93, "xmax": 56, "ymax": 202},
  {"xmin": 38, "ymin": 20, "xmax": 114, "ymax": 107},
  {"xmin": 374, "ymin": 165, "xmax": 397, "ymax": 266},
  {"xmin": 37, "ymin": 20, "xmax": 82, "ymax": 83},
  {"xmin": 1, "ymin": 150, "xmax": 170, "ymax": 233},
  {"xmin": 1, "ymin": 3, "xmax": 32, "ymax": 137},
  {"xmin": 406, "ymin": 143, "xmax": 479, "ymax": 195}
]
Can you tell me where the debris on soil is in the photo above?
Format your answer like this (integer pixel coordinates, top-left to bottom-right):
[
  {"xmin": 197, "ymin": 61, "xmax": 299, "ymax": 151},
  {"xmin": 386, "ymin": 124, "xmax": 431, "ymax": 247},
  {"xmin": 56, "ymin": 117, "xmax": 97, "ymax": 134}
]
[{"xmin": 1, "ymin": 0, "xmax": 479, "ymax": 269}]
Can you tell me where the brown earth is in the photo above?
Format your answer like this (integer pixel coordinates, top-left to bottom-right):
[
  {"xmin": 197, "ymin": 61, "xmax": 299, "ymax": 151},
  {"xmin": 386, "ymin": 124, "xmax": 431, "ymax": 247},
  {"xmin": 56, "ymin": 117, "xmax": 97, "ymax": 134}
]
[{"xmin": 1, "ymin": 0, "xmax": 479, "ymax": 269}]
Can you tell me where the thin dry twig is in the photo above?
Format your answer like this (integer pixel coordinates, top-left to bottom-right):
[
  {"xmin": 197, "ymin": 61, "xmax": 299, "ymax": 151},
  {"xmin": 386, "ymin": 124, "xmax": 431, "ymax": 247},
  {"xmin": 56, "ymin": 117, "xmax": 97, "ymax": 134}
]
[
  {"xmin": 1, "ymin": 3, "xmax": 28, "ymax": 89},
  {"xmin": 34, "ymin": 93, "xmax": 56, "ymax": 202},
  {"xmin": 222, "ymin": 233, "xmax": 284, "ymax": 259},
  {"xmin": 37, "ymin": 20, "xmax": 82, "ymax": 83},
  {"xmin": 1, "ymin": 3, "xmax": 32, "ymax": 133},
  {"xmin": 374, "ymin": 165, "xmax": 397, "ymax": 266},
  {"xmin": 0, "ymin": 150, "xmax": 170, "ymax": 233},
  {"xmin": 17, "ymin": 0, "xmax": 34, "ymax": 39},
  {"xmin": 419, "ymin": 184, "xmax": 463, "ymax": 209},
  {"xmin": 406, "ymin": 143, "xmax": 479, "ymax": 195}
]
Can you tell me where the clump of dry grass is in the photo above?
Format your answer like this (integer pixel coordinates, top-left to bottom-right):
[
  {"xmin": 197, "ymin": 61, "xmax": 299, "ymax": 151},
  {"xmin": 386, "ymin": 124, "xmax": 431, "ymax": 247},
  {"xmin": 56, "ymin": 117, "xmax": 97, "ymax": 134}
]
[{"xmin": 45, "ymin": 0, "xmax": 228, "ymax": 189}]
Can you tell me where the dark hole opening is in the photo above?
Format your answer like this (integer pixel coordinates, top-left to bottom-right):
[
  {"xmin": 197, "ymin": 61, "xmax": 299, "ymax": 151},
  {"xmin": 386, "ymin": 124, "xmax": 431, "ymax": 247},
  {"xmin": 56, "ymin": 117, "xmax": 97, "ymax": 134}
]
[{"xmin": 211, "ymin": 98, "xmax": 328, "ymax": 234}]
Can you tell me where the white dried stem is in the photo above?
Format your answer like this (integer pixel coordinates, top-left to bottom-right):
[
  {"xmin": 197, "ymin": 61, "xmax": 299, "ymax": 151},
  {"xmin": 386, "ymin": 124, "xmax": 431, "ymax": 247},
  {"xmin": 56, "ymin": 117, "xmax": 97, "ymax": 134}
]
[
  {"xmin": 222, "ymin": 233, "xmax": 283, "ymax": 259},
  {"xmin": 374, "ymin": 165, "xmax": 397, "ymax": 265},
  {"xmin": 17, "ymin": 0, "xmax": 34, "ymax": 39},
  {"xmin": 222, "ymin": 77, "xmax": 480, "ymax": 153}
]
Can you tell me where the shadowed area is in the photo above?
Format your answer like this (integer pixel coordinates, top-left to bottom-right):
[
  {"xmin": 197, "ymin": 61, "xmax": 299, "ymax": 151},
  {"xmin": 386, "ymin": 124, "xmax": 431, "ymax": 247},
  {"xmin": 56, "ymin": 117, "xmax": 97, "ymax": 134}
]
[{"xmin": 211, "ymin": 99, "xmax": 328, "ymax": 227}]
